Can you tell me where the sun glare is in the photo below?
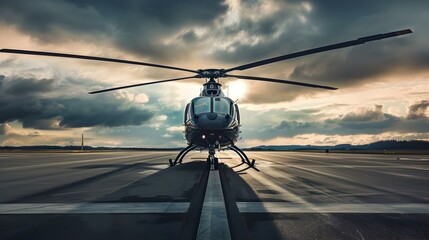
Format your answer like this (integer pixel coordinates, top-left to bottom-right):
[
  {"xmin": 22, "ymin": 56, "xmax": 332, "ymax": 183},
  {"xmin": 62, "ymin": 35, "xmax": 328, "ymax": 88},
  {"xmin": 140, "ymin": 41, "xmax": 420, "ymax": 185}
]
[{"xmin": 227, "ymin": 80, "xmax": 247, "ymax": 100}]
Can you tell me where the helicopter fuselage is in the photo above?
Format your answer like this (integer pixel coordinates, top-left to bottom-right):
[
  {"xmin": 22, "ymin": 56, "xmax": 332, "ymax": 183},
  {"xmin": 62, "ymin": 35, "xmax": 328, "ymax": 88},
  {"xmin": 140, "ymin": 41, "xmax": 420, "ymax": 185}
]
[{"xmin": 184, "ymin": 80, "xmax": 240, "ymax": 150}]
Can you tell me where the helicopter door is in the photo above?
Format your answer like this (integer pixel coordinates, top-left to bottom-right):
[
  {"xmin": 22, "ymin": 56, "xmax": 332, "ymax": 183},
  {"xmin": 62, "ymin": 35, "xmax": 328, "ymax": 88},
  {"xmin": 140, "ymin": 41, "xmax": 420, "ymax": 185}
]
[
  {"xmin": 234, "ymin": 104, "xmax": 240, "ymax": 124},
  {"xmin": 184, "ymin": 103, "xmax": 190, "ymax": 124}
]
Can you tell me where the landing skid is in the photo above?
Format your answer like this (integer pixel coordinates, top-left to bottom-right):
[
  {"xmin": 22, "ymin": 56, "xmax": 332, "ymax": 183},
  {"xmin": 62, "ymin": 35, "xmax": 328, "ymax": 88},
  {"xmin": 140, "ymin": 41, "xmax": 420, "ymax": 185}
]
[
  {"xmin": 169, "ymin": 145, "xmax": 255, "ymax": 170},
  {"xmin": 230, "ymin": 145, "xmax": 256, "ymax": 167},
  {"xmin": 169, "ymin": 145, "xmax": 196, "ymax": 166},
  {"xmin": 169, "ymin": 145, "xmax": 220, "ymax": 170}
]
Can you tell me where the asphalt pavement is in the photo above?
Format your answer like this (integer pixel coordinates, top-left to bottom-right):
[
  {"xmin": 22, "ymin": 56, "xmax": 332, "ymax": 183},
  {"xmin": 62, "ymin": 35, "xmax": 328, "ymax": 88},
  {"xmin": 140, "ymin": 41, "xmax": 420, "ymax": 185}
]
[{"xmin": 0, "ymin": 151, "xmax": 428, "ymax": 239}]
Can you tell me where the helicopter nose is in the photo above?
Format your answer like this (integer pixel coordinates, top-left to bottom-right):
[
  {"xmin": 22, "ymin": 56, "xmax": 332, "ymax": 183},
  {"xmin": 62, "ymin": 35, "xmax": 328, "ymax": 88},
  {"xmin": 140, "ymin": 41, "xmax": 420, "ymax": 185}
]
[
  {"xmin": 207, "ymin": 113, "xmax": 217, "ymax": 120},
  {"xmin": 196, "ymin": 112, "xmax": 229, "ymax": 129}
]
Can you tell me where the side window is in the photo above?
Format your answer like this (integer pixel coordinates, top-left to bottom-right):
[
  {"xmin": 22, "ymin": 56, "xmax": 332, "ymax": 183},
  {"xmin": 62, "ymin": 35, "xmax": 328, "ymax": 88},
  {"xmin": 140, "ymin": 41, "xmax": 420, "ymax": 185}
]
[
  {"xmin": 235, "ymin": 104, "xmax": 240, "ymax": 124},
  {"xmin": 184, "ymin": 103, "xmax": 190, "ymax": 124}
]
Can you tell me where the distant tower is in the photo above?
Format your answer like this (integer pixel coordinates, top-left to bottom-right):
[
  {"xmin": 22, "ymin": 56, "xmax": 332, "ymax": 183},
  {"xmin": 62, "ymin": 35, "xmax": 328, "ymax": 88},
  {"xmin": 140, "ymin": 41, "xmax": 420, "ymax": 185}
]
[{"xmin": 81, "ymin": 134, "xmax": 84, "ymax": 151}]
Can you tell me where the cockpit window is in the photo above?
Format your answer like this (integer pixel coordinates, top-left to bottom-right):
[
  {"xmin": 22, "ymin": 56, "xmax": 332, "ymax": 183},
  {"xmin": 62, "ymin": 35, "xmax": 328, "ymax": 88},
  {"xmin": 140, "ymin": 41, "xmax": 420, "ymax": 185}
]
[
  {"xmin": 193, "ymin": 97, "xmax": 210, "ymax": 114},
  {"xmin": 214, "ymin": 98, "xmax": 231, "ymax": 115}
]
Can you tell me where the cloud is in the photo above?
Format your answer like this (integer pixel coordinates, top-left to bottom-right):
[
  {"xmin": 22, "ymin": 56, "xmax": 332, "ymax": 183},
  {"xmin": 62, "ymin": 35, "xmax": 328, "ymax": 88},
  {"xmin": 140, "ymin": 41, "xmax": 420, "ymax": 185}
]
[
  {"xmin": 1, "ymin": 1, "xmax": 428, "ymax": 146},
  {"xmin": 340, "ymin": 104, "xmax": 386, "ymax": 122},
  {"xmin": 0, "ymin": 75, "xmax": 55, "ymax": 95},
  {"xmin": 253, "ymin": 104, "xmax": 429, "ymax": 139},
  {"xmin": 289, "ymin": 39, "xmax": 429, "ymax": 88},
  {"xmin": 407, "ymin": 100, "xmax": 429, "ymax": 119},
  {"xmin": 0, "ymin": 0, "xmax": 109, "ymax": 42},
  {"xmin": 155, "ymin": 115, "xmax": 168, "ymax": 121},
  {"xmin": 0, "ymin": 123, "xmax": 12, "ymax": 135},
  {"xmin": 0, "ymin": 75, "xmax": 154, "ymax": 129},
  {"xmin": 162, "ymin": 133, "xmax": 173, "ymax": 138},
  {"xmin": 1, "ymin": 0, "xmax": 426, "ymax": 104},
  {"xmin": 0, "ymin": 0, "xmax": 228, "ymax": 62},
  {"xmin": 166, "ymin": 126, "xmax": 184, "ymax": 132},
  {"xmin": 242, "ymin": 132, "xmax": 429, "ymax": 147}
]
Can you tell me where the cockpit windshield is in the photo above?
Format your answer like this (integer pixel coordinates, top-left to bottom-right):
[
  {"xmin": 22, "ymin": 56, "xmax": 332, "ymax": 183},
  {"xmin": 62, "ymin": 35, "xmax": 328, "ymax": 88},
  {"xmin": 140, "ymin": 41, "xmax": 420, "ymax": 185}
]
[
  {"xmin": 193, "ymin": 97, "xmax": 210, "ymax": 114},
  {"xmin": 214, "ymin": 97, "xmax": 231, "ymax": 115},
  {"xmin": 192, "ymin": 97, "xmax": 232, "ymax": 115}
]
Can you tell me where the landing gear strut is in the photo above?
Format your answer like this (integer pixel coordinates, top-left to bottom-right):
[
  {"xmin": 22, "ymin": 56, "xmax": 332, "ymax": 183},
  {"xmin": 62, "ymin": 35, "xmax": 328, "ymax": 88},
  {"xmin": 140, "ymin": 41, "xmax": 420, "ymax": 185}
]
[
  {"xmin": 230, "ymin": 145, "xmax": 255, "ymax": 167},
  {"xmin": 169, "ymin": 145, "xmax": 196, "ymax": 166},
  {"xmin": 170, "ymin": 145, "xmax": 253, "ymax": 170}
]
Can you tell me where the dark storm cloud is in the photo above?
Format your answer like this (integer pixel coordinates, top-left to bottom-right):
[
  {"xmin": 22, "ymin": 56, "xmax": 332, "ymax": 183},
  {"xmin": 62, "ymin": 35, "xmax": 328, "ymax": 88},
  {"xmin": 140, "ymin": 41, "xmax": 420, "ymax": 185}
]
[
  {"xmin": 97, "ymin": 0, "xmax": 228, "ymax": 61},
  {"xmin": 0, "ymin": 75, "xmax": 153, "ymax": 129},
  {"xmin": 0, "ymin": 76, "xmax": 55, "ymax": 95},
  {"xmin": 0, "ymin": 123, "xmax": 8, "ymax": 135},
  {"xmin": 241, "ymin": 84, "xmax": 308, "ymax": 103},
  {"xmin": 407, "ymin": 100, "xmax": 429, "ymax": 119},
  {"xmin": 0, "ymin": 0, "xmax": 427, "ymax": 106},
  {"xmin": 1, "ymin": 0, "xmax": 426, "ymax": 69},
  {"xmin": 0, "ymin": 0, "xmax": 108, "ymax": 42},
  {"xmin": 0, "ymin": 0, "xmax": 228, "ymax": 62},
  {"xmin": 213, "ymin": 8, "xmax": 310, "ymax": 64},
  {"xmin": 289, "ymin": 38, "xmax": 429, "ymax": 87},
  {"xmin": 251, "ymin": 104, "xmax": 429, "ymax": 139},
  {"xmin": 218, "ymin": 0, "xmax": 425, "ymax": 62},
  {"xmin": 207, "ymin": 1, "xmax": 428, "ymax": 103},
  {"xmin": 180, "ymin": 30, "xmax": 198, "ymax": 42},
  {"xmin": 215, "ymin": 1, "xmax": 428, "ymax": 96}
]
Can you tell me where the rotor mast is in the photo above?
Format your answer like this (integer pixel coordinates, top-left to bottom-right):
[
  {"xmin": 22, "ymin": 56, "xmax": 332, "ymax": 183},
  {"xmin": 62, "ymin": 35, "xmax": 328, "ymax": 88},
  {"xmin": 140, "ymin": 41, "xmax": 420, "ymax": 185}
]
[{"xmin": 200, "ymin": 74, "xmax": 224, "ymax": 97}]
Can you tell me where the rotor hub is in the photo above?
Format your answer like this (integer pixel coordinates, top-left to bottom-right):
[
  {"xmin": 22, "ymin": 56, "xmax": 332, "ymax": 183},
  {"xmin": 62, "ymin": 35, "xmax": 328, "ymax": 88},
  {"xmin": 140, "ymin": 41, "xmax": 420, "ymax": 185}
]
[{"xmin": 196, "ymin": 69, "xmax": 226, "ymax": 79}]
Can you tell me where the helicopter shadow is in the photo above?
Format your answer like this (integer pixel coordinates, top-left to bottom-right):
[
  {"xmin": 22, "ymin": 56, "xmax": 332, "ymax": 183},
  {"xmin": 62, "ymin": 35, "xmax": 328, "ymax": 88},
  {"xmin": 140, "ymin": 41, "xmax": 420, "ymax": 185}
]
[{"xmin": 219, "ymin": 163, "xmax": 284, "ymax": 240}]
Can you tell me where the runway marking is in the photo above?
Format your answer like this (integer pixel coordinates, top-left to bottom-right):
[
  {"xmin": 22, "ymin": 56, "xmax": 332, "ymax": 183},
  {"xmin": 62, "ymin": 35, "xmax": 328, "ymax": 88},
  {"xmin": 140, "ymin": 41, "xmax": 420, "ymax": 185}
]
[
  {"xmin": 398, "ymin": 157, "xmax": 429, "ymax": 161},
  {"xmin": 259, "ymin": 152, "xmax": 429, "ymax": 169},
  {"xmin": 246, "ymin": 166, "xmax": 307, "ymax": 203},
  {"xmin": 237, "ymin": 202, "xmax": 429, "ymax": 213},
  {"xmin": 0, "ymin": 154, "xmax": 150, "ymax": 171},
  {"xmin": 3, "ymin": 201, "xmax": 427, "ymax": 216},
  {"xmin": 288, "ymin": 164, "xmax": 428, "ymax": 202},
  {"xmin": 0, "ymin": 202, "xmax": 190, "ymax": 214},
  {"xmin": 197, "ymin": 170, "xmax": 231, "ymax": 240}
]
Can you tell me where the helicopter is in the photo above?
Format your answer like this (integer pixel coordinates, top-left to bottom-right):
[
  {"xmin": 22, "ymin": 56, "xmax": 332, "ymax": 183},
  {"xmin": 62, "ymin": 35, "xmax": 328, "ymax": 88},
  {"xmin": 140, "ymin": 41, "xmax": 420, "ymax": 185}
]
[{"xmin": 0, "ymin": 29, "xmax": 412, "ymax": 170}]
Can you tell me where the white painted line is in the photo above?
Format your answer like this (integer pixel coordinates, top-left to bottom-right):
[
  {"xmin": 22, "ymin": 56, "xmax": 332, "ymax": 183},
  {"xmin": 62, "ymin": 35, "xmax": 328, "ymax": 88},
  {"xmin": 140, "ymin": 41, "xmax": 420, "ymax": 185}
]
[
  {"xmin": 398, "ymin": 157, "xmax": 429, "ymax": 161},
  {"xmin": 0, "ymin": 155, "xmax": 139, "ymax": 171},
  {"xmin": 237, "ymin": 202, "xmax": 429, "ymax": 213},
  {"xmin": 3, "ymin": 202, "xmax": 428, "ymax": 214},
  {"xmin": 0, "ymin": 153, "xmax": 167, "ymax": 171},
  {"xmin": 0, "ymin": 202, "xmax": 190, "ymax": 214},
  {"xmin": 246, "ymin": 168, "xmax": 307, "ymax": 203},
  {"xmin": 197, "ymin": 170, "xmax": 231, "ymax": 240}
]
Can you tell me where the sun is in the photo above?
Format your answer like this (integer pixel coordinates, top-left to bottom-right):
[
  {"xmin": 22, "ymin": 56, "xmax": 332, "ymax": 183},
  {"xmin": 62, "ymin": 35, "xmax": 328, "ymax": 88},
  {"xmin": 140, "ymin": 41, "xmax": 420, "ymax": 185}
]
[{"xmin": 227, "ymin": 80, "xmax": 247, "ymax": 100}]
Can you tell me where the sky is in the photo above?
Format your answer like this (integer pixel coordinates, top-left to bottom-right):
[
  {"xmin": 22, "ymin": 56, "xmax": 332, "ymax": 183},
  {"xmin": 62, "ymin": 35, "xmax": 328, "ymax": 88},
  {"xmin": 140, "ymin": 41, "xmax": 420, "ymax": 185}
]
[{"xmin": 0, "ymin": 0, "xmax": 428, "ymax": 147}]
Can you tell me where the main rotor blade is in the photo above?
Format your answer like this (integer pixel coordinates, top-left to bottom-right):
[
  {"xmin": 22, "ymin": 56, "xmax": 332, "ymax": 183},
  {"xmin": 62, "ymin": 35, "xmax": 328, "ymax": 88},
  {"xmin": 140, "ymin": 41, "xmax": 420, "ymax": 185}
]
[
  {"xmin": 226, "ymin": 29, "xmax": 412, "ymax": 72},
  {"xmin": 0, "ymin": 48, "xmax": 198, "ymax": 74},
  {"xmin": 226, "ymin": 74, "xmax": 337, "ymax": 90},
  {"xmin": 89, "ymin": 76, "xmax": 198, "ymax": 94}
]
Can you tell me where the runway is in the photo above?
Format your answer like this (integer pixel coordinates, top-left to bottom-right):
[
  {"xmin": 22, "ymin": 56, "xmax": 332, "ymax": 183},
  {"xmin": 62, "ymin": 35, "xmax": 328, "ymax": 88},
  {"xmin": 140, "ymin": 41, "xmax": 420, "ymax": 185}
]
[{"xmin": 1, "ymin": 151, "xmax": 428, "ymax": 239}]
